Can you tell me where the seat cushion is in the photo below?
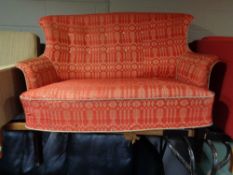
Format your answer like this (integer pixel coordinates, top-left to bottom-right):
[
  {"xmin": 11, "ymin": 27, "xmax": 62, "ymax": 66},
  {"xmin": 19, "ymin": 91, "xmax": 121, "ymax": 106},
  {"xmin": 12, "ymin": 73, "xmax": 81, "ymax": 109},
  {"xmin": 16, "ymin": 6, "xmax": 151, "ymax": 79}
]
[{"xmin": 20, "ymin": 78, "xmax": 214, "ymax": 132}]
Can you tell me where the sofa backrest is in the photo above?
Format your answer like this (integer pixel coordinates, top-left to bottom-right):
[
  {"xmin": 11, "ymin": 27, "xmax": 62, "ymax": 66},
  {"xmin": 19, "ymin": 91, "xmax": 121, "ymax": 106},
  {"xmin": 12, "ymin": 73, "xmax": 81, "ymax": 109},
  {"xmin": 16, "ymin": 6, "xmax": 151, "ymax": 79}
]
[
  {"xmin": 40, "ymin": 13, "xmax": 193, "ymax": 80},
  {"xmin": 0, "ymin": 31, "xmax": 38, "ymax": 69},
  {"xmin": 0, "ymin": 31, "xmax": 38, "ymax": 128}
]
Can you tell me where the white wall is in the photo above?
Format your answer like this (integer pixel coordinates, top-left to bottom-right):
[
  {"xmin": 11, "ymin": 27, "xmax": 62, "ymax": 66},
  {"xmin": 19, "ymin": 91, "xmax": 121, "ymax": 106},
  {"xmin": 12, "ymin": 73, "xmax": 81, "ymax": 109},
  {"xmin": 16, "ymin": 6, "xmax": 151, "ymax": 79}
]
[
  {"xmin": 0, "ymin": 0, "xmax": 109, "ymax": 42},
  {"xmin": 0, "ymin": 0, "xmax": 232, "ymax": 42},
  {"xmin": 109, "ymin": 0, "xmax": 233, "ymax": 42}
]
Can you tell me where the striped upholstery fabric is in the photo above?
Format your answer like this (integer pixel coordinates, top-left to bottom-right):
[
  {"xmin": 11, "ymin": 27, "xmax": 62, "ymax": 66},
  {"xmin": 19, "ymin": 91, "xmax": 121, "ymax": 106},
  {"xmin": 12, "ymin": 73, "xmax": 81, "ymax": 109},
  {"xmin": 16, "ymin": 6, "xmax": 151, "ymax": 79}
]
[
  {"xmin": 17, "ymin": 13, "xmax": 219, "ymax": 132},
  {"xmin": 177, "ymin": 51, "xmax": 218, "ymax": 88},
  {"xmin": 0, "ymin": 31, "xmax": 38, "ymax": 68},
  {"xmin": 41, "ymin": 13, "xmax": 191, "ymax": 80},
  {"xmin": 17, "ymin": 57, "xmax": 60, "ymax": 90},
  {"xmin": 21, "ymin": 78, "xmax": 214, "ymax": 132},
  {"xmin": 0, "ymin": 31, "xmax": 38, "ymax": 129}
]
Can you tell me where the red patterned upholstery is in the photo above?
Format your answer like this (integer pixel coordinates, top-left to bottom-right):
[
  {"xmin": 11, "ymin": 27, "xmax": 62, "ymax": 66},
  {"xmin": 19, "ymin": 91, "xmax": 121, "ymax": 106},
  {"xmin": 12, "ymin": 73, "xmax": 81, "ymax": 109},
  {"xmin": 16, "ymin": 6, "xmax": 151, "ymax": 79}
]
[
  {"xmin": 17, "ymin": 56, "xmax": 60, "ymax": 89},
  {"xmin": 20, "ymin": 78, "xmax": 214, "ymax": 131},
  {"xmin": 41, "ymin": 13, "xmax": 192, "ymax": 80},
  {"xmin": 177, "ymin": 52, "xmax": 218, "ymax": 88},
  {"xmin": 17, "ymin": 13, "xmax": 219, "ymax": 132}
]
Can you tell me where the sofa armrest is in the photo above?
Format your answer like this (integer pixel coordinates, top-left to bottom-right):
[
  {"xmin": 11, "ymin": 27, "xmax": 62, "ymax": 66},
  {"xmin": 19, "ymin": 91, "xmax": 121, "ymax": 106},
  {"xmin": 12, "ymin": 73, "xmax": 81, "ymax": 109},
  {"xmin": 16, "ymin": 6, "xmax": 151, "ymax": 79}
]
[
  {"xmin": 0, "ymin": 66, "xmax": 26, "ymax": 128},
  {"xmin": 16, "ymin": 56, "xmax": 60, "ymax": 90},
  {"xmin": 176, "ymin": 51, "xmax": 219, "ymax": 88}
]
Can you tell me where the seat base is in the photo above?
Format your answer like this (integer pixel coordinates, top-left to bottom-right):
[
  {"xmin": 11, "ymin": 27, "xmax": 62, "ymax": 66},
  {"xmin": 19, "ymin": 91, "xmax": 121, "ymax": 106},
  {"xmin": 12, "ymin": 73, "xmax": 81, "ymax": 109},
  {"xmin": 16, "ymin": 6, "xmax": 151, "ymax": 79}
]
[{"xmin": 20, "ymin": 78, "xmax": 214, "ymax": 132}]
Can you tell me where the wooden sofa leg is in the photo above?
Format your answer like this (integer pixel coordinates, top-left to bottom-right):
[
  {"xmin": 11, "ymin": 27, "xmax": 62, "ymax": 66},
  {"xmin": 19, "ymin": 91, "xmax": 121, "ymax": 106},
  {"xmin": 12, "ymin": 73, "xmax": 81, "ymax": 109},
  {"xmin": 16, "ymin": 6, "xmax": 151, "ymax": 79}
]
[
  {"xmin": 33, "ymin": 131, "xmax": 43, "ymax": 166},
  {"xmin": 0, "ymin": 128, "xmax": 3, "ymax": 158},
  {"xmin": 193, "ymin": 129, "xmax": 206, "ymax": 163}
]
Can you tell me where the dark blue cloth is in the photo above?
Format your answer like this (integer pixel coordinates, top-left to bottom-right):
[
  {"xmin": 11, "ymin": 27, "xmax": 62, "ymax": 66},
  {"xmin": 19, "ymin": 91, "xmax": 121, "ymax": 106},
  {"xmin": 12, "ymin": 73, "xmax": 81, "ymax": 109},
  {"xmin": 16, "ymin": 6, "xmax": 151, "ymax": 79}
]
[{"xmin": 0, "ymin": 114, "xmax": 189, "ymax": 175}]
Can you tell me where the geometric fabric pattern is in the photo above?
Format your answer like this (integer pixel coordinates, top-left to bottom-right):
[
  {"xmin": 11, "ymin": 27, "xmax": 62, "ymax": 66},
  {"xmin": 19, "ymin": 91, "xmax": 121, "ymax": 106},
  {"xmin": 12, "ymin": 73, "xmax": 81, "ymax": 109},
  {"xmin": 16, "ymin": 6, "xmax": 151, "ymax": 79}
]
[
  {"xmin": 17, "ymin": 13, "xmax": 219, "ymax": 132},
  {"xmin": 41, "ymin": 13, "xmax": 193, "ymax": 80},
  {"xmin": 20, "ymin": 78, "xmax": 214, "ymax": 132},
  {"xmin": 17, "ymin": 56, "xmax": 60, "ymax": 90}
]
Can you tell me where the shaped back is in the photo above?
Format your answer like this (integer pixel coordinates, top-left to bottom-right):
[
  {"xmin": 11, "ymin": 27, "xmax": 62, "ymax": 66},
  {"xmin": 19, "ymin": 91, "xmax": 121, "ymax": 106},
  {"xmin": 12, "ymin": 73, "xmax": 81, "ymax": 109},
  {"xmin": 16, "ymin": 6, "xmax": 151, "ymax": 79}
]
[{"xmin": 40, "ymin": 13, "xmax": 193, "ymax": 80}]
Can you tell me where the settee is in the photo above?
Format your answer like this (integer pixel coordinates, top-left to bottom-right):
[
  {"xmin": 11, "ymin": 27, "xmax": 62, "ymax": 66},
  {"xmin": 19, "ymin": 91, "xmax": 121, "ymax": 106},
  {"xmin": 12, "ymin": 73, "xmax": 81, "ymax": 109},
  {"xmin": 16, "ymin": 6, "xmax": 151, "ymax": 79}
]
[
  {"xmin": 3, "ymin": 12, "xmax": 222, "ymax": 175},
  {"xmin": 17, "ymin": 13, "xmax": 218, "ymax": 133},
  {"xmin": 0, "ymin": 13, "xmax": 224, "ymax": 175}
]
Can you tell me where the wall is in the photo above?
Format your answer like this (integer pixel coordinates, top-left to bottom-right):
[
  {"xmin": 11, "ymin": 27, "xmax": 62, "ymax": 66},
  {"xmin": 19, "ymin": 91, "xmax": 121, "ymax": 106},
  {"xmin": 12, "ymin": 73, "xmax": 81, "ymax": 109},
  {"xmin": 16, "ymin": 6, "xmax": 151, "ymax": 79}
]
[
  {"xmin": 109, "ymin": 0, "xmax": 233, "ymax": 42},
  {"xmin": 0, "ymin": 0, "xmax": 109, "ymax": 42},
  {"xmin": 0, "ymin": 0, "xmax": 232, "ymax": 42}
]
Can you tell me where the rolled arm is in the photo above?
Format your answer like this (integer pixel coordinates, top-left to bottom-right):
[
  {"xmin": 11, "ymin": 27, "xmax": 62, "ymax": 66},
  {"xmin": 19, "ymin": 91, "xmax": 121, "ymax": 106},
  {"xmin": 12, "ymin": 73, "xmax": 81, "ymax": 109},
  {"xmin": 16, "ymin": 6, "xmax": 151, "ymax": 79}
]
[
  {"xmin": 176, "ymin": 51, "xmax": 219, "ymax": 88},
  {"xmin": 16, "ymin": 56, "xmax": 60, "ymax": 90}
]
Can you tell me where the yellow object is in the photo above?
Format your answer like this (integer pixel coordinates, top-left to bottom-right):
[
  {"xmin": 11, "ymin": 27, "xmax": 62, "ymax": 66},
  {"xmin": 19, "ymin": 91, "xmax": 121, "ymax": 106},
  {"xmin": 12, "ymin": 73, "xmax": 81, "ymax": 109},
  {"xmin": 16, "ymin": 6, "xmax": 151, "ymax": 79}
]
[{"xmin": 0, "ymin": 31, "xmax": 38, "ymax": 128}]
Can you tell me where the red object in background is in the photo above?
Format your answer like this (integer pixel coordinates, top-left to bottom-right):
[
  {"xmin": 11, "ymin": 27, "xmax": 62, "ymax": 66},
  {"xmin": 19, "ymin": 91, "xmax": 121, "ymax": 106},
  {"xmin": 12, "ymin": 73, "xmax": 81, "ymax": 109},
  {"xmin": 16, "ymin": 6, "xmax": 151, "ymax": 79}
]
[{"xmin": 195, "ymin": 36, "xmax": 233, "ymax": 139}]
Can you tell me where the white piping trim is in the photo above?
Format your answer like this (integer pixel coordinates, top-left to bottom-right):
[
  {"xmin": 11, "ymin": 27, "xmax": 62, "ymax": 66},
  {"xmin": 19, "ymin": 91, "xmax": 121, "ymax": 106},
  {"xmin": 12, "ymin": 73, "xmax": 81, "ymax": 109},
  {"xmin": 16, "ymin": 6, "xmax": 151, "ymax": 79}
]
[
  {"xmin": 21, "ymin": 94, "xmax": 214, "ymax": 102},
  {"xmin": 24, "ymin": 123, "xmax": 213, "ymax": 133}
]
